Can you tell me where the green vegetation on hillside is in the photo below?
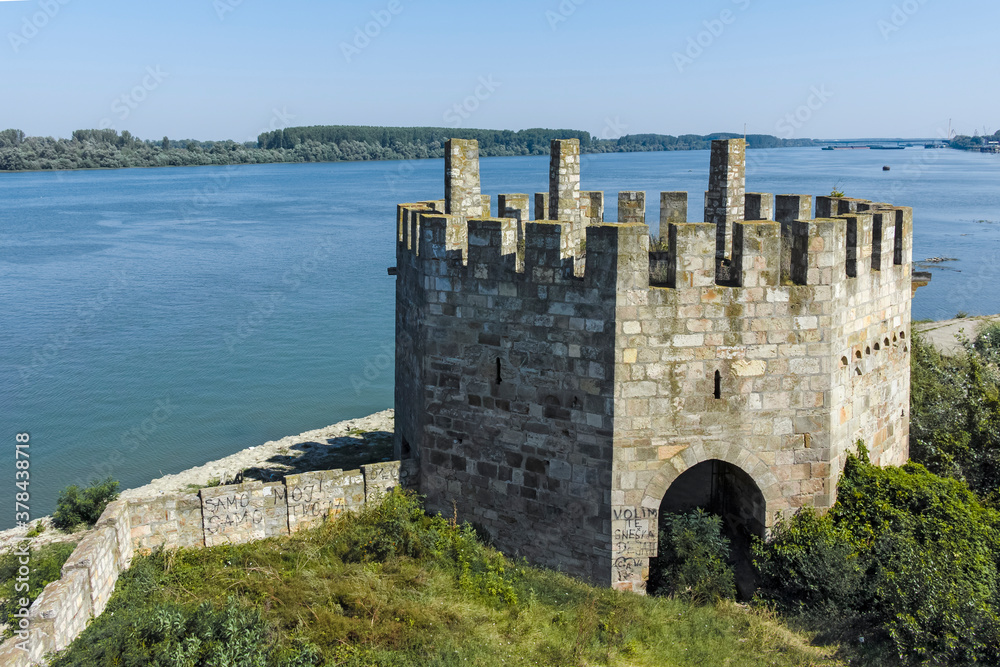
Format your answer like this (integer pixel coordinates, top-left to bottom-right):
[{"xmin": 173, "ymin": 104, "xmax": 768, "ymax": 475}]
[
  {"xmin": 26, "ymin": 324, "xmax": 1000, "ymax": 665},
  {"xmin": 909, "ymin": 324, "xmax": 1000, "ymax": 501},
  {"xmin": 0, "ymin": 126, "xmax": 817, "ymax": 172},
  {"xmin": 52, "ymin": 476, "xmax": 120, "ymax": 531},
  {"xmin": 51, "ymin": 490, "xmax": 838, "ymax": 667},
  {"xmin": 755, "ymin": 452, "xmax": 1000, "ymax": 665},
  {"xmin": 0, "ymin": 541, "xmax": 77, "ymax": 636}
]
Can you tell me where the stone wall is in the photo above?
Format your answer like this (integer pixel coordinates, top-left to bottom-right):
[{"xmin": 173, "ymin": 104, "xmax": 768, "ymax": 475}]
[
  {"xmin": 394, "ymin": 204, "xmax": 619, "ymax": 583},
  {"xmin": 0, "ymin": 460, "xmax": 415, "ymax": 665},
  {"xmin": 393, "ymin": 137, "xmax": 914, "ymax": 594}
]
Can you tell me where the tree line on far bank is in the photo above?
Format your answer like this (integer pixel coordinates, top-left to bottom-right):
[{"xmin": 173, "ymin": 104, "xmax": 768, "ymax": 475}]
[
  {"xmin": 0, "ymin": 126, "xmax": 817, "ymax": 173},
  {"xmin": 950, "ymin": 129, "xmax": 1000, "ymax": 150}
]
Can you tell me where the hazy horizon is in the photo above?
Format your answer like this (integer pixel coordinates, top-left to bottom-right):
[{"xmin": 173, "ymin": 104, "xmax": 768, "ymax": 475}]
[{"xmin": 2, "ymin": 0, "xmax": 997, "ymax": 143}]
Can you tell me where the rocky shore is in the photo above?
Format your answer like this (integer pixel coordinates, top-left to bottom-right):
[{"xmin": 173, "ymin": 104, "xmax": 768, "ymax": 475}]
[
  {"xmin": 914, "ymin": 315, "xmax": 1000, "ymax": 355},
  {"xmin": 0, "ymin": 409, "xmax": 394, "ymax": 553}
]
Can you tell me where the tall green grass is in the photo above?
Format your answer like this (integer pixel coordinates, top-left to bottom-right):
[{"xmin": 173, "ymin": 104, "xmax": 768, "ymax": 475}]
[{"xmin": 52, "ymin": 490, "xmax": 840, "ymax": 667}]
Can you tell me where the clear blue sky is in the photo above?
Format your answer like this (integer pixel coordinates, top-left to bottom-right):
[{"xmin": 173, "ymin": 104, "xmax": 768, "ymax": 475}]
[{"xmin": 1, "ymin": 0, "xmax": 996, "ymax": 141}]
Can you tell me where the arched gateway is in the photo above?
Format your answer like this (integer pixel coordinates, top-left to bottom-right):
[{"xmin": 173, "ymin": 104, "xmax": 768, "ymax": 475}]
[
  {"xmin": 615, "ymin": 446, "xmax": 783, "ymax": 594},
  {"xmin": 652, "ymin": 459, "xmax": 766, "ymax": 598}
]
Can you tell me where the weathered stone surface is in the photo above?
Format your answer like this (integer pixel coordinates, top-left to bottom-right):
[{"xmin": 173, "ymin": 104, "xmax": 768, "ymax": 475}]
[
  {"xmin": 445, "ymin": 138, "xmax": 482, "ymax": 218},
  {"xmin": 4, "ymin": 461, "xmax": 416, "ymax": 665},
  {"xmin": 618, "ymin": 191, "xmax": 646, "ymax": 224},
  {"xmin": 745, "ymin": 192, "xmax": 775, "ymax": 221},
  {"xmin": 659, "ymin": 192, "xmax": 688, "ymax": 238},
  {"xmin": 705, "ymin": 139, "xmax": 746, "ymax": 264},
  {"xmin": 394, "ymin": 137, "xmax": 914, "ymax": 594}
]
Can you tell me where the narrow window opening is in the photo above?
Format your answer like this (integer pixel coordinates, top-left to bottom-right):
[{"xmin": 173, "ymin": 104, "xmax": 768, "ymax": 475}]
[
  {"xmin": 841, "ymin": 356, "xmax": 849, "ymax": 368},
  {"xmin": 401, "ymin": 437, "xmax": 411, "ymax": 458},
  {"xmin": 855, "ymin": 350, "xmax": 862, "ymax": 360},
  {"xmin": 496, "ymin": 357, "xmax": 502, "ymax": 385},
  {"xmin": 865, "ymin": 346, "xmax": 871, "ymax": 356},
  {"xmin": 714, "ymin": 370, "xmax": 722, "ymax": 400}
]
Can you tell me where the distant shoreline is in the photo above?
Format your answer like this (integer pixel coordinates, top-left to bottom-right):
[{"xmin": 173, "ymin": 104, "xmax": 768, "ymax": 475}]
[
  {"xmin": 0, "ymin": 125, "xmax": 818, "ymax": 174},
  {"xmin": 0, "ymin": 144, "xmax": 806, "ymax": 176}
]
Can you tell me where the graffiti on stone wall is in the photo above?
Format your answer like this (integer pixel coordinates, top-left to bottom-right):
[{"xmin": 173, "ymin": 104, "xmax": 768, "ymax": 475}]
[
  {"xmin": 201, "ymin": 484, "xmax": 267, "ymax": 545},
  {"xmin": 285, "ymin": 469, "xmax": 365, "ymax": 532},
  {"xmin": 613, "ymin": 556, "xmax": 645, "ymax": 582},
  {"xmin": 611, "ymin": 506, "xmax": 658, "ymax": 559},
  {"xmin": 363, "ymin": 461, "xmax": 406, "ymax": 500}
]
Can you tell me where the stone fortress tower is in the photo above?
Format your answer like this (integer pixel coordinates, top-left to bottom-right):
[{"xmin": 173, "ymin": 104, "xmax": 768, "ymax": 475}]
[{"xmin": 392, "ymin": 137, "xmax": 913, "ymax": 592}]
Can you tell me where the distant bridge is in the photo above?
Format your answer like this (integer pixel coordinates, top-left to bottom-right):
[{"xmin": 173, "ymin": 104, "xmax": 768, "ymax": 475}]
[{"xmin": 818, "ymin": 138, "xmax": 948, "ymax": 148}]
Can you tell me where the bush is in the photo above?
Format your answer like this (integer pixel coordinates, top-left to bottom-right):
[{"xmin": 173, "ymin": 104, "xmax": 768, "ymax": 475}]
[
  {"xmin": 909, "ymin": 332, "xmax": 1000, "ymax": 497},
  {"xmin": 0, "ymin": 541, "xmax": 76, "ymax": 635},
  {"xmin": 648, "ymin": 509, "xmax": 735, "ymax": 603},
  {"xmin": 50, "ymin": 595, "xmax": 322, "ymax": 667},
  {"xmin": 52, "ymin": 477, "xmax": 119, "ymax": 531},
  {"xmin": 755, "ymin": 453, "xmax": 1000, "ymax": 665},
  {"xmin": 975, "ymin": 321, "xmax": 1000, "ymax": 358},
  {"xmin": 754, "ymin": 508, "xmax": 860, "ymax": 618},
  {"xmin": 327, "ymin": 489, "xmax": 521, "ymax": 607}
]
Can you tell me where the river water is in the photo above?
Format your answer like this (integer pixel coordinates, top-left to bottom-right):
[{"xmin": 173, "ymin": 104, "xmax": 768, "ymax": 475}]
[{"xmin": 2, "ymin": 147, "xmax": 998, "ymax": 526}]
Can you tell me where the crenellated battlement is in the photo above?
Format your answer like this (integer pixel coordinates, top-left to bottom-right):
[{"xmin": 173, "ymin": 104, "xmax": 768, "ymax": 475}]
[
  {"xmin": 396, "ymin": 138, "xmax": 913, "ymax": 304},
  {"xmin": 397, "ymin": 204, "xmax": 913, "ymax": 298},
  {"xmin": 393, "ymin": 137, "xmax": 916, "ymax": 595}
]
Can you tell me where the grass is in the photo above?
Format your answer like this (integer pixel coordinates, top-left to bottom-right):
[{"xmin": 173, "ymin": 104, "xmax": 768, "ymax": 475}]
[
  {"xmin": 51, "ymin": 490, "xmax": 842, "ymax": 667},
  {"xmin": 0, "ymin": 540, "xmax": 78, "ymax": 637}
]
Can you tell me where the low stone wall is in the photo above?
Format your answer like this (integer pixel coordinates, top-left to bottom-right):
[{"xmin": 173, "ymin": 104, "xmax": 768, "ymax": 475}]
[{"xmin": 0, "ymin": 460, "xmax": 416, "ymax": 666}]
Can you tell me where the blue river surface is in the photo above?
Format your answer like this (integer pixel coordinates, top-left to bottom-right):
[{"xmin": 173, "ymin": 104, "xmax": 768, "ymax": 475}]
[{"xmin": 1, "ymin": 147, "xmax": 999, "ymax": 527}]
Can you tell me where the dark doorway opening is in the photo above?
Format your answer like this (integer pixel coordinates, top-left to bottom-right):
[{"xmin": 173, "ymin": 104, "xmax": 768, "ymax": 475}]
[{"xmin": 654, "ymin": 459, "xmax": 765, "ymax": 599}]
